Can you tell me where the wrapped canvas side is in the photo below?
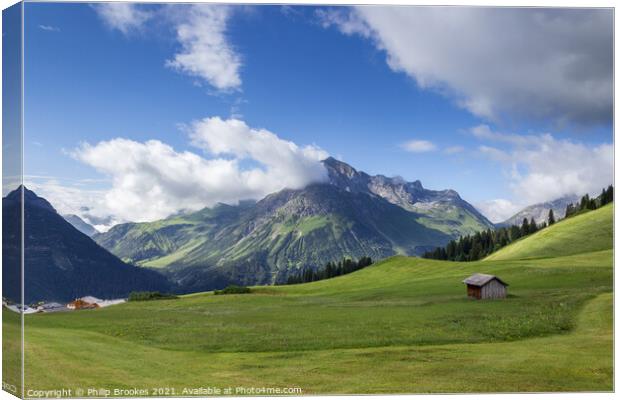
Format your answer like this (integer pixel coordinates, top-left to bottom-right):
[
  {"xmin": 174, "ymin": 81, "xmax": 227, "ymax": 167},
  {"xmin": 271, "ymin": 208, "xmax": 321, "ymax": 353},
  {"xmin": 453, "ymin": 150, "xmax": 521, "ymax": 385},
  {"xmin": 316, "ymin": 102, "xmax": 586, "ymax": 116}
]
[{"xmin": 2, "ymin": 2, "xmax": 24, "ymax": 399}]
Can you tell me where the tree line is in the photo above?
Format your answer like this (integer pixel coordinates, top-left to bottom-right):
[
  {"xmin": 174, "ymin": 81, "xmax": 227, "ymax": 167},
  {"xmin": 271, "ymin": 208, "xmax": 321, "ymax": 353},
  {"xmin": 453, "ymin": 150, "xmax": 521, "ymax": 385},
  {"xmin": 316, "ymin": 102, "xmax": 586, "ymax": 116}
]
[
  {"xmin": 564, "ymin": 185, "xmax": 613, "ymax": 218},
  {"xmin": 423, "ymin": 185, "xmax": 613, "ymax": 262},
  {"xmin": 282, "ymin": 256, "xmax": 374, "ymax": 285},
  {"xmin": 214, "ymin": 285, "xmax": 251, "ymax": 295},
  {"xmin": 422, "ymin": 221, "xmax": 539, "ymax": 262},
  {"xmin": 128, "ymin": 291, "xmax": 178, "ymax": 301}
]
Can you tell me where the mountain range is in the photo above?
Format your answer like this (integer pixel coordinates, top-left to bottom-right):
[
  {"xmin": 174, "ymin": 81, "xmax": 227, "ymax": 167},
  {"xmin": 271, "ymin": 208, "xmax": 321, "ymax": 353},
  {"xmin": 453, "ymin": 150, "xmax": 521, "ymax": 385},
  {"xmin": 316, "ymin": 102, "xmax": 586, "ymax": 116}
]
[
  {"xmin": 4, "ymin": 159, "xmax": 587, "ymax": 301},
  {"xmin": 94, "ymin": 158, "xmax": 494, "ymax": 292},
  {"xmin": 2, "ymin": 187, "xmax": 171, "ymax": 303},
  {"xmin": 497, "ymin": 195, "xmax": 580, "ymax": 227},
  {"xmin": 63, "ymin": 214, "xmax": 98, "ymax": 236}
]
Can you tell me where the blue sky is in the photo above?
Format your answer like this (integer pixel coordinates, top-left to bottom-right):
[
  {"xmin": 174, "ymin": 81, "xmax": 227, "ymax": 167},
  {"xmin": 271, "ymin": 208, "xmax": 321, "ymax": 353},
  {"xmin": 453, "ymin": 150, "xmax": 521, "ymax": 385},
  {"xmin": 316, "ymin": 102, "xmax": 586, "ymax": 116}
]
[
  {"xmin": 19, "ymin": 4, "xmax": 613, "ymax": 226},
  {"xmin": 3, "ymin": 3, "xmax": 22, "ymax": 193}
]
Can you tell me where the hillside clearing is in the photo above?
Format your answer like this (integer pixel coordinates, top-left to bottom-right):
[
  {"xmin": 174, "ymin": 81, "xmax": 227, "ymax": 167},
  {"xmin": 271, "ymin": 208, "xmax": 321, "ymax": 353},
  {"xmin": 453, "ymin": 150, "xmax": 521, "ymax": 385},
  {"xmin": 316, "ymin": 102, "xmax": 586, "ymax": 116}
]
[
  {"xmin": 486, "ymin": 204, "xmax": 613, "ymax": 261},
  {"xmin": 5, "ymin": 203, "xmax": 613, "ymax": 394},
  {"xmin": 10, "ymin": 290, "xmax": 612, "ymax": 393}
]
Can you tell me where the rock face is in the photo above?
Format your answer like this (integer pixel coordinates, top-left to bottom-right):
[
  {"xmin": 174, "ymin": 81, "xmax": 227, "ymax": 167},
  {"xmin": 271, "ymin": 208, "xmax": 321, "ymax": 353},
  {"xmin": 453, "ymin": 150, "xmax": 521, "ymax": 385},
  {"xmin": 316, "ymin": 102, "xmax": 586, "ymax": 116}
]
[
  {"xmin": 95, "ymin": 159, "xmax": 493, "ymax": 293},
  {"xmin": 323, "ymin": 157, "xmax": 494, "ymax": 237},
  {"xmin": 2, "ymin": 187, "xmax": 171, "ymax": 303},
  {"xmin": 63, "ymin": 214, "xmax": 98, "ymax": 236},
  {"xmin": 497, "ymin": 195, "xmax": 580, "ymax": 227}
]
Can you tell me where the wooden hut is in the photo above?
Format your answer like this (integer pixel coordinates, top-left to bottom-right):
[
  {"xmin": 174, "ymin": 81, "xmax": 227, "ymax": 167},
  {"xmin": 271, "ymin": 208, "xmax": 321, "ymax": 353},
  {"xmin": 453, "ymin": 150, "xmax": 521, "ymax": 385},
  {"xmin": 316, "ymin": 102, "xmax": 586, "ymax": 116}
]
[
  {"xmin": 67, "ymin": 296, "xmax": 102, "ymax": 310},
  {"xmin": 462, "ymin": 273, "xmax": 508, "ymax": 299}
]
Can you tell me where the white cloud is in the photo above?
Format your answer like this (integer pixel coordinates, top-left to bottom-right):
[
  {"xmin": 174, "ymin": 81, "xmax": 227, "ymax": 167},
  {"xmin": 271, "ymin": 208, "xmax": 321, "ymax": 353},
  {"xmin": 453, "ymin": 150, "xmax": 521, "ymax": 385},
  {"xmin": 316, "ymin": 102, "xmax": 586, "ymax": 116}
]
[
  {"xmin": 93, "ymin": 4, "xmax": 242, "ymax": 91},
  {"xmin": 24, "ymin": 178, "xmax": 116, "ymax": 232},
  {"xmin": 475, "ymin": 199, "xmax": 522, "ymax": 224},
  {"xmin": 65, "ymin": 118, "xmax": 328, "ymax": 225},
  {"xmin": 511, "ymin": 141, "xmax": 612, "ymax": 205},
  {"xmin": 188, "ymin": 117, "xmax": 329, "ymax": 184},
  {"xmin": 166, "ymin": 5, "xmax": 242, "ymax": 91},
  {"xmin": 319, "ymin": 7, "xmax": 612, "ymax": 125},
  {"xmin": 473, "ymin": 126, "xmax": 613, "ymax": 207},
  {"xmin": 316, "ymin": 8, "xmax": 372, "ymax": 37},
  {"xmin": 94, "ymin": 3, "xmax": 152, "ymax": 35},
  {"xmin": 401, "ymin": 139, "xmax": 436, "ymax": 153},
  {"xmin": 470, "ymin": 124, "xmax": 533, "ymax": 145}
]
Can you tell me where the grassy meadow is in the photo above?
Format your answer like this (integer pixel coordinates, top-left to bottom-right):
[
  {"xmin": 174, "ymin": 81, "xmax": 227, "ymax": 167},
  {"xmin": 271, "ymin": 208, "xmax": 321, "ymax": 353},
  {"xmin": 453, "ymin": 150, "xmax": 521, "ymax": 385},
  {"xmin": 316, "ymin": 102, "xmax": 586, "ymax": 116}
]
[{"xmin": 4, "ymin": 204, "xmax": 613, "ymax": 394}]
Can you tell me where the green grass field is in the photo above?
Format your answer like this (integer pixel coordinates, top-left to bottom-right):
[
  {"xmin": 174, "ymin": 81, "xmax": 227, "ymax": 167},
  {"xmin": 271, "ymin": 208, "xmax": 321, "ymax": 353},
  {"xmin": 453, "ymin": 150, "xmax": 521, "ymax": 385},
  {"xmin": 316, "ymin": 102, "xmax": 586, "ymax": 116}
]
[
  {"xmin": 486, "ymin": 204, "xmax": 613, "ymax": 261},
  {"xmin": 4, "ymin": 205, "xmax": 613, "ymax": 394}
]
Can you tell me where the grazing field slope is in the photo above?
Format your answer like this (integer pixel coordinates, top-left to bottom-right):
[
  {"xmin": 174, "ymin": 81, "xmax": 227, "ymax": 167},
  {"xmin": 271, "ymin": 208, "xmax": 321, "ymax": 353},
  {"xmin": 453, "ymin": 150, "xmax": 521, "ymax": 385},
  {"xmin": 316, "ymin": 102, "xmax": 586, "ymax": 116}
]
[
  {"xmin": 486, "ymin": 204, "xmax": 613, "ymax": 261},
  {"xmin": 94, "ymin": 158, "xmax": 494, "ymax": 292},
  {"xmin": 6, "ymin": 203, "xmax": 612, "ymax": 394}
]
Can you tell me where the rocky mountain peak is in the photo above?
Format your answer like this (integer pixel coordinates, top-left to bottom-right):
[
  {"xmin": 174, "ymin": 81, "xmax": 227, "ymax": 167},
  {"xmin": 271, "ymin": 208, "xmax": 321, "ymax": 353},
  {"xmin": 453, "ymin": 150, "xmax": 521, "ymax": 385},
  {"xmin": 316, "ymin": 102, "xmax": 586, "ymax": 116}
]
[
  {"xmin": 320, "ymin": 158, "xmax": 469, "ymax": 212},
  {"xmin": 321, "ymin": 157, "xmax": 371, "ymax": 193},
  {"xmin": 322, "ymin": 156, "xmax": 358, "ymax": 177},
  {"xmin": 4, "ymin": 185, "xmax": 57, "ymax": 213},
  {"xmin": 497, "ymin": 194, "xmax": 580, "ymax": 227},
  {"xmin": 322, "ymin": 157, "xmax": 430, "ymax": 195}
]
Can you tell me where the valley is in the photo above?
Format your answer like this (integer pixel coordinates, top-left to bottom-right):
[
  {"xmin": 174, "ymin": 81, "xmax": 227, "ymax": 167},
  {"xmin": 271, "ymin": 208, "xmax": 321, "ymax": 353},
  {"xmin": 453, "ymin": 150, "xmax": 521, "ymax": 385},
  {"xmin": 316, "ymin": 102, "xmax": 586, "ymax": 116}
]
[
  {"xmin": 94, "ymin": 158, "xmax": 493, "ymax": 292},
  {"xmin": 4, "ymin": 4, "xmax": 613, "ymax": 397},
  {"xmin": 6, "ymin": 204, "xmax": 613, "ymax": 393},
  {"xmin": 2, "ymin": 187, "xmax": 171, "ymax": 303}
]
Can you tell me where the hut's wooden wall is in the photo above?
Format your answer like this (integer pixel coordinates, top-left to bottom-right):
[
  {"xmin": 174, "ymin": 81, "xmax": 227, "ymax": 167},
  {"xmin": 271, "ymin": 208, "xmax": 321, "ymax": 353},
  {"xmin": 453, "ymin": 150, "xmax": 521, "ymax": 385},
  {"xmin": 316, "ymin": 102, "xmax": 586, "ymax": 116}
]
[
  {"xmin": 480, "ymin": 279, "xmax": 507, "ymax": 299},
  {"xmin": 467, "ymin": 284, "xmax": 481, "ymax": 299}
]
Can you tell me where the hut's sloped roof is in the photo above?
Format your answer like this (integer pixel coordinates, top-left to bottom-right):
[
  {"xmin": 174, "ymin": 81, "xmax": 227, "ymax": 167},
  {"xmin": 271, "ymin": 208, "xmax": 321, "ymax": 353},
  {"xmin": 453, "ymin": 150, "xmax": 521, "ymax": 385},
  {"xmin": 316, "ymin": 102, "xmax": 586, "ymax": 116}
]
[
  {"xmin": 79, "ymin": 296, "xmax": 103, "ymax": 304},
  {"xmin": 463, "ymin": 273, "xmax": 508, "ymax": 287}
]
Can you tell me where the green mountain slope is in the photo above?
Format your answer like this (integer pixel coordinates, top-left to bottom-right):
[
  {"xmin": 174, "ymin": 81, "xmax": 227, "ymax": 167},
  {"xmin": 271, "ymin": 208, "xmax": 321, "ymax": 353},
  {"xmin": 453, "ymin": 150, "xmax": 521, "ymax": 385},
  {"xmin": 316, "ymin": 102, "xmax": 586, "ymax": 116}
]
[
  {"xmin": 13, "ymin": 205, "xmax": 613, "ymax": 392},
  {"xmin": 495, "ymin": 195, "xmax": 579, "ymax": 227},
  {"xmin": 2, "ymin": 187, "xmax": 171, "ymax": 303},
  {"xmin": 94, "ymin": 203, "xmax": 249, "ymax": 265},
  {"xmin": 8, "ymin": 195, "xmax": 613, "ymax": 396},
  {"xmin": 485, "ymin": 204, "xmax": 613, "ymax": 261},
  {"xmin": 98, "ymin": 184, "xmax": 452, "ymax": 292},
  {"xmin": 95, "ymin": 159, "xmax": 494, "ymax": 292}
]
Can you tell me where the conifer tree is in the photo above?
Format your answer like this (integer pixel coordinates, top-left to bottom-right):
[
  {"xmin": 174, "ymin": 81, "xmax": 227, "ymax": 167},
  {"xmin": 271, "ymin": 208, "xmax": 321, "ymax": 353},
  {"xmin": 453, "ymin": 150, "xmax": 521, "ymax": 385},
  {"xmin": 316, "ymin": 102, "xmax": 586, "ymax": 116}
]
[
  {"xmin": 580, "ymin": 194, "xmax": 590, "ymax": 211},
  {"xmin": 521, "ymin": 218, "xmax": 530, "ymax": 235},
  {"xmin": 423, "ymin": 186, "xmax": 613, "ymax": 263},
  {"xmin": 548, "ymin": 209, "xmax": 555, "ymax": 225},
  {"xmin": 284, "ymin": 256, "xmax": 374, "ymax": 285},
  {"xmin": 510, "ymin": 225, "xmax": 521, "ymax": 241},
  {"xmin": 606, "ymin": 185, "xmax": 614, "ymax": 204}
]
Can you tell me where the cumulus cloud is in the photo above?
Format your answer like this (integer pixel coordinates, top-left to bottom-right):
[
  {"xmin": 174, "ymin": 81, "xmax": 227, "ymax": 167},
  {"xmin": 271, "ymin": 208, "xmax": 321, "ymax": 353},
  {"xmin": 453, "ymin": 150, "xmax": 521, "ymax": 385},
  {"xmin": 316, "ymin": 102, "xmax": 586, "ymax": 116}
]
[
  {"xmin": 319, "ymin": 7, "xmax": 612, "ymax": 125},
  {"xmin": 470, "ymin": 124, "xmax": 532, "ymax": 145},
  {"xmin": 512, "ymin": 142, "xmax": 612, "ymax": 204},
  {"xmin": 475, "ymin": 199, "xmax": 523, "ymax": 224},
  {"xmin": 188, "ymin": 117, "xmax": 329, "ymax": 183},
  {"xmin": 400, "ymin": 139, "xmax": 436, "ymax": 153},
  {"xmin": 24, "ymin": 178, "xmax": 116, "ymax": 232},
  {"xmin": 473, "ymin": 125, "xmax": 613, "ymax": 212},
  {"xmin": 94, "ymin": 3, "xmax": 152, "ymax": 35},
  {"xmin": 316, "ymin": 8, "xmax": 372, "ymax": 37},
  {"xmin": 66, "ymin": 118, "xmax": 328, "ymax": 225},
  {"xmin": 166, "ymin": 5, "xmax": 242, "ymax": 91},
  {"xmin": 93, "ymin": 4, "xmax": 241, "ymax": 91}
]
